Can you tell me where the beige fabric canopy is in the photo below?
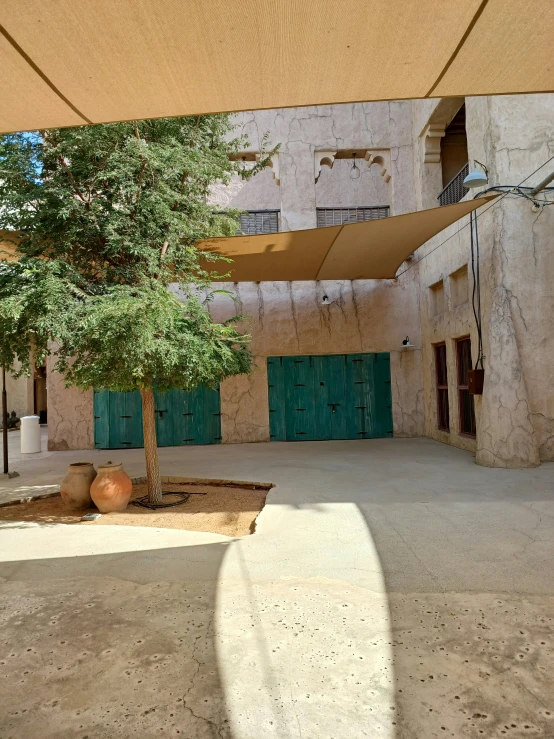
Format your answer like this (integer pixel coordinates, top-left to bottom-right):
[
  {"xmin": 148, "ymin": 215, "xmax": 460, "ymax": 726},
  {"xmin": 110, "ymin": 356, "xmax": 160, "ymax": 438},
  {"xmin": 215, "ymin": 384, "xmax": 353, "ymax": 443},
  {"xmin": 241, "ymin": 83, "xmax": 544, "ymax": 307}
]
[
  {"xmin": 0, "ymin": 1, "xmax": 552, "ymax": 133},
  {"xmin": 198, "ymin": 196, "xmax": 496, "ymax": 281}
]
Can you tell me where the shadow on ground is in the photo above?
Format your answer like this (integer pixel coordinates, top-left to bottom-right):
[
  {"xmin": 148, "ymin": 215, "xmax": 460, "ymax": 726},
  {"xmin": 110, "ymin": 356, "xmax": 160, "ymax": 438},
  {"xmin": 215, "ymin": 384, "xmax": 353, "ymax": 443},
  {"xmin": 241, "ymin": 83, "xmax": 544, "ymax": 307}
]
[
  {"xmin": 0, "ymin": 542, "xmax": 235, "ymax": 739},
  {"xmin": 1, "ymin": 439, "xmax": 553, "ymax": 738}
]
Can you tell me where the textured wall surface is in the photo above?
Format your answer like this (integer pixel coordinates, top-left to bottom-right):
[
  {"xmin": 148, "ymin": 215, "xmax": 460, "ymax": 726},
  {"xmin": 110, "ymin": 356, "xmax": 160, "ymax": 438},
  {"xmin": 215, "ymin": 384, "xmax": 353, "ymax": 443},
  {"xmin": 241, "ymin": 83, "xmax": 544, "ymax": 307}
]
[
  {"xmin": 415, "ymin": 93, "xmax": 554, "ymax": 464},
  {"xmin": 46, "ymin": 95, "xmax": 554, "ymax": 466},
  {"xmin": 49, "ymin": 101, "xmax": 424, "ymax": 450},
  {"xmin": 46, "ymin": 356, "xmax": 94, "ymax": 451},
  {"xmin": 209, "ymin": 276, "xmax": 424, "ymax": 444},
  {"xmin": 5, "ymin": 364, "xmax": 33, "ymax": 420}
]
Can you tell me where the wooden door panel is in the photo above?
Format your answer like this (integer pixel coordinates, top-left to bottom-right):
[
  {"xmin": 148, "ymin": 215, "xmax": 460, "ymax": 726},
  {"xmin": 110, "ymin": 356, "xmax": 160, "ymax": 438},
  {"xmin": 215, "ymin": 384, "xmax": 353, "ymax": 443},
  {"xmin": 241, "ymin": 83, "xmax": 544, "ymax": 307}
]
[
  {"xmin": 267, "ymin": 352, "xmax": 393, "ymax": 443},
  {"xmin": 283, "ymin": 356, "xmax": 316, "ymax": 441}
]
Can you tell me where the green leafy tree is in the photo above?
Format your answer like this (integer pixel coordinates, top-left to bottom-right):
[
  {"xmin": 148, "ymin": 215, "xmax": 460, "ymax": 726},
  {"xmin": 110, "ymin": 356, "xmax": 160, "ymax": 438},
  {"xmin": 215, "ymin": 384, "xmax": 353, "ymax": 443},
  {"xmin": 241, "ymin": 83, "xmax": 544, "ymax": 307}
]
[{"xmin": 0, "ymin": 117, "xmax": 275, "ymax": 504}]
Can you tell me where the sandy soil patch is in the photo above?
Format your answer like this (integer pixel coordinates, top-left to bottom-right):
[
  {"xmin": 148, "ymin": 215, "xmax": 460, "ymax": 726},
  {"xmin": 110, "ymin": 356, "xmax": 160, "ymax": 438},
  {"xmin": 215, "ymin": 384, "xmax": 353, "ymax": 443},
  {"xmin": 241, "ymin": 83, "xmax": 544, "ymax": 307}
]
[{"xmin": 0, "ymin": 481, "xmax": 270, "ymax": 537}]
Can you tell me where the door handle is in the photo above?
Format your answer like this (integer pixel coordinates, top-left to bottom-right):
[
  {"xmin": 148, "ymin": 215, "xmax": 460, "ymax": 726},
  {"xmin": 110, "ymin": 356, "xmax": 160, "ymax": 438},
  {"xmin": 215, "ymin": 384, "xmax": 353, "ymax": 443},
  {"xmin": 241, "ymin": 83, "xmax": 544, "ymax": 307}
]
[
  {"xmin": 155, "ymin": 409, "xmax": 168, "ymax": 418},
  {"xmin": 328, "ymin": 403, "xmax": 340, "ymax": 413}
]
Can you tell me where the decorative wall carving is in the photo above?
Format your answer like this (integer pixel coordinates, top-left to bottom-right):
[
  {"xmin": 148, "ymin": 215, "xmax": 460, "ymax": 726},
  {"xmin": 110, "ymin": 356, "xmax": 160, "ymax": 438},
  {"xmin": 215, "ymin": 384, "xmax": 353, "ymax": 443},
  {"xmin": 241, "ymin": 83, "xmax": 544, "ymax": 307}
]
[
  {"xmin": 365, "ymin": 150, "xmax": 392, "ymax": 183},
  {"xmin": 314, "ymin": 150, "xmax": 337, "ymax": 183},
  {"xmin": 422, "ymin": 124, "xmax": 446, "ymax": 163}
]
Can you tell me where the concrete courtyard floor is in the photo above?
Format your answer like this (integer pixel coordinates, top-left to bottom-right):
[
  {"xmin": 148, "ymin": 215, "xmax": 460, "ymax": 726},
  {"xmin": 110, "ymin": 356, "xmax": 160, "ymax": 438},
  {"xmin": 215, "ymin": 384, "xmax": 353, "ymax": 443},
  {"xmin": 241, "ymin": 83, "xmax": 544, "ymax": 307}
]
[{"xmin": 0, "ymin": 435, "xmax": 553, "ymax": 738}]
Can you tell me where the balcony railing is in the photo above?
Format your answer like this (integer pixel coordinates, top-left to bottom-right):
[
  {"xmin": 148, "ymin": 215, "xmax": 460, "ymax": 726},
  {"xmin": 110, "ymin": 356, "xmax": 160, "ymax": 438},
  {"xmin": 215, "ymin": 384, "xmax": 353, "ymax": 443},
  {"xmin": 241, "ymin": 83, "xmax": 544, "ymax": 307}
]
[{"xmin": 437, "ymin": 163, "xmax": 469, "ymax": 206}]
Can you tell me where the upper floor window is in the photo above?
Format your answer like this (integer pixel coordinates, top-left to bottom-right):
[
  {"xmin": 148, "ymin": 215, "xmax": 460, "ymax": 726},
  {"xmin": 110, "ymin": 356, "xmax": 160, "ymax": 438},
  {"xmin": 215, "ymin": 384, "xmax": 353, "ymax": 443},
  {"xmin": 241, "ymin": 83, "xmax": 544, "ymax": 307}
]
[
  {"xmin": 316, "ymin": 206, "xmax": 389, "ymax": 227},
  {"xmin": 438, "ymin": 105, "xmax": 469, "ymax": 206},
  {"xmin": 238, "ymin": 210, "xmax": 280, "ymax": 235}
]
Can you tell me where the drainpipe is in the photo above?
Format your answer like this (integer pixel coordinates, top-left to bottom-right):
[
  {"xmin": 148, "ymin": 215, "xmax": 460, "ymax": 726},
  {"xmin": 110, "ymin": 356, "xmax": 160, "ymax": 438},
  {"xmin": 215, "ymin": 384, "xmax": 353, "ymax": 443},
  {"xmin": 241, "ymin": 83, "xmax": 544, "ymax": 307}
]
[{"xmin": 530, "ymin": 170, "xmax": 554, "ymax": 196}]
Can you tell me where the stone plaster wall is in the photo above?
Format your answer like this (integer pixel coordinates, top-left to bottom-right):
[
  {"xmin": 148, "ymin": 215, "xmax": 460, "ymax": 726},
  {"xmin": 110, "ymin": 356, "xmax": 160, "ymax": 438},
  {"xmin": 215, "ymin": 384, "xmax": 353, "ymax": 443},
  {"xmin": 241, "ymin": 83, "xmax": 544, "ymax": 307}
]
[
  {"xmin": 48, "ymin": 101, "xmax": 424, "ymax": 451},
  {"xmin": 414, "ymin": 93, "xmax": 554, "ymax": 465},
  {"xmin": 46, "ymin": 355, "xmax": 94, "ymax": 451},
  {"xmin": 233, "ymin": 102, "xmax": 416, "ymax": 225},
  {"xmin": 205, "ymin": 275, "xmax": 423, "ymax": 444},
  {"xmin": 5, "ymin": 365, "xmax": 34, "ymax": 420},
  {"xmin": 46, "ymin": 96, "xmax": 553, "ymax": 468}
]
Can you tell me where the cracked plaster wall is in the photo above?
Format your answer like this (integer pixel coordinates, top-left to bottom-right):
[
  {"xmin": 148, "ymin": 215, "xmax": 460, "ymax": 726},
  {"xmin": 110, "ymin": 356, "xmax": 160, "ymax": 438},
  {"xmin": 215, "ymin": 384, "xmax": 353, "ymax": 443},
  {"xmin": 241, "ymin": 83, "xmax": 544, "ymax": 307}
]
[
  {"xmin": 46, "ymin": 355, "xmax": 94, "ymax": 451},
  {"xmin": 232, "ymin": 102, "xmax": 416, "ymax": 225},
  {"xmin": 46, "ymin": 96, "xmax": 554, "ymax": 462},
  {"xmin": 4, "ymin": 361, "xmax": 34, "ymax": 419},
  {"xmin": 48, "ymin": 101, "xmax": 423, "ymax": 450},
  {"xmin": 208, "ymin": 276, "xmax": 423, "ymax": 443},
  {"xmin": 414, "ymin": 93, "xmax": 554, "ymax": 465}
]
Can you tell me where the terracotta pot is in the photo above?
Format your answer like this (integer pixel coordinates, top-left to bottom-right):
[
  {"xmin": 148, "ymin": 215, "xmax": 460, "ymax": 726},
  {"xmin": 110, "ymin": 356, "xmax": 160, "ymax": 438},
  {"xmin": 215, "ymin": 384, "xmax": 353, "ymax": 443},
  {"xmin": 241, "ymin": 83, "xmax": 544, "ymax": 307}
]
[
  {"xmin": 60, "ymin": 462, "xmax": 97, "ymax": 510},
  {"xmin": 90, "ymin": 462, "xmax": 132, "ymax": 513}
]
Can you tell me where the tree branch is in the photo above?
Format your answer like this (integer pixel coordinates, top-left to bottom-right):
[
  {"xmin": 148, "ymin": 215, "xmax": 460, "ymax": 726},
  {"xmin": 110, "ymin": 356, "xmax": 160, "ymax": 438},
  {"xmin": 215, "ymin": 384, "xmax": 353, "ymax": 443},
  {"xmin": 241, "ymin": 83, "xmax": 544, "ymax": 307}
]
[{"xmin": 56, "ymin": 156, "xmax": 91, "ymax": 211}]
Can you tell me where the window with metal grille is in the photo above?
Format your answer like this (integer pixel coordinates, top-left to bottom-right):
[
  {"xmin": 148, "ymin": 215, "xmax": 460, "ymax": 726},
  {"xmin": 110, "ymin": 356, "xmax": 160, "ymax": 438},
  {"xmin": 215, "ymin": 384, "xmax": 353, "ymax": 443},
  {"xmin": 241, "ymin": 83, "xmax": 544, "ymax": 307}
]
[
  {"xmin": 456, "ymin": 337, "xmax": 476, "ymax": 437},
  {"xmin": 434, "ymin": 343, "xmax": 450, "ymax": 432},
  {"xmin": 238, "ymin": 210, "xmax": 279, "ymax": 234},
  {"xmin": 437, "ymin": 162, "xmax": 469, "ymax": 206},
  {"xmin": 316, "ymin": 206, "xmax": 390, "ymax": 227}
]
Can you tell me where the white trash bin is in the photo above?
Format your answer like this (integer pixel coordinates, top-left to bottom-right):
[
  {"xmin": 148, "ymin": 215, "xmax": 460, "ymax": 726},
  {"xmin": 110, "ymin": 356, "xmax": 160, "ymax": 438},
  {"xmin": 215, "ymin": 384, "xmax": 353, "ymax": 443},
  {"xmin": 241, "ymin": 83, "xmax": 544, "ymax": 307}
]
[{"xmin": 21, "ymin": 415, "xmax": 41, "ymax": 454}]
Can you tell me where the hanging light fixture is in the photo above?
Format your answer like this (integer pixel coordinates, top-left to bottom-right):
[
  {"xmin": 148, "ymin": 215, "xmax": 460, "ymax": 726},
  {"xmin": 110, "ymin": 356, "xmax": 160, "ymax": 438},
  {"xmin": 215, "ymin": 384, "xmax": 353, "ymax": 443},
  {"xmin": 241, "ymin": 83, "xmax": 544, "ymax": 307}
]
[
  {"xmin": 349, "ymin": 152, "xmax": 361, "ymax": 180},
  {"xmin": 463, "ymin": 160, "xmax": 489, "ymax": 189}
]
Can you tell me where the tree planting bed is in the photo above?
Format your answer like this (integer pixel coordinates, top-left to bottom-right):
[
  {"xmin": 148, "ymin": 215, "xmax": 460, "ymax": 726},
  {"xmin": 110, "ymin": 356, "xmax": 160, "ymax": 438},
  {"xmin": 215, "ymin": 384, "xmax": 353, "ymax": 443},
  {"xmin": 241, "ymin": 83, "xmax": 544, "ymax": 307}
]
[{"xmin": 0, "ymin": 478, "xmax": 272, "ymax": 537}]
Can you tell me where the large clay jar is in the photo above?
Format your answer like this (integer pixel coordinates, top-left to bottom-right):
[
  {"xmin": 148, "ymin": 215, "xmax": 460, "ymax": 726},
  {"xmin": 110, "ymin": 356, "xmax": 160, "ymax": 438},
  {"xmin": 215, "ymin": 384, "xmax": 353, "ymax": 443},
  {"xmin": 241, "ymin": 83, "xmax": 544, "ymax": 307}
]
[
  {"xmin": 90, "ymin": 462, "xmax": 132, "ymax": 513},
  {"xmin": 60, "ymin": 462, "xmax": 97, "ymax": 510}
]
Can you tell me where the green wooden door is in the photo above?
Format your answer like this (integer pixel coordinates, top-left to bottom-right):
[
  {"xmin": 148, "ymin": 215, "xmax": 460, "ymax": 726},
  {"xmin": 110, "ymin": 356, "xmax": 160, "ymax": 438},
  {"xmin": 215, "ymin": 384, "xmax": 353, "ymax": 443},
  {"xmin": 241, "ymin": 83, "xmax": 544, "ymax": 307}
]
[
  {"xmin": 283, "ymin": 356, "xmax": 317, "ymax": 441},
  {"xmin": 94, "ymin": 386, "xmax": 221, "ymax": 449},
  {"xmin": 267, "ymin": 353, "xmax": 393, "ymax": 442},
  {"xmin": 313, "ymin": 354, "xmax": 347, "ymax": 440}
]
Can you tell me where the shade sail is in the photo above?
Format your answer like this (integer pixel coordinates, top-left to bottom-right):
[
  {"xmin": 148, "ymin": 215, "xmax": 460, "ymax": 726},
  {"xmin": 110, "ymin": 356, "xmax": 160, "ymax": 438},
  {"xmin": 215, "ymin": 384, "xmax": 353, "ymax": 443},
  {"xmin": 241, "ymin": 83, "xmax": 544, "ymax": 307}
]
[
  {"xmin": 198, "ymin": 196, "xmax": 497, "ymax": 281},
  {"xmin": 0, "ymin": 1, "xmax": 552, "ymax": 133}
]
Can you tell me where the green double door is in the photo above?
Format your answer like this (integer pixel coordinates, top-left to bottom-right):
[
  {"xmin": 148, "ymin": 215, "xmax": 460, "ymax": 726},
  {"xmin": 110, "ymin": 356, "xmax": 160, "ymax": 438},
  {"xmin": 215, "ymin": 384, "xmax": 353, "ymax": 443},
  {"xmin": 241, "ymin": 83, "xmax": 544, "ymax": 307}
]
[
  {"xmin": 93, "ymin": 386, "xmax": 221, "ymax": 449},
  {"xmin": 267, "ymin": 353, "xmax": 393, "ymax": 442}
]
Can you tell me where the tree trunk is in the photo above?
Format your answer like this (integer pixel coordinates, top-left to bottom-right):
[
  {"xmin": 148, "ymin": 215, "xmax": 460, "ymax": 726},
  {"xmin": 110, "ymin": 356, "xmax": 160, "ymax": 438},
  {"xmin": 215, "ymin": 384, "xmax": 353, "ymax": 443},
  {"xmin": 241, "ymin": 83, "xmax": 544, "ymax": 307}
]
[{"xmin": 140, "ymin": 387, "xmax": 163, "ymax": 505}]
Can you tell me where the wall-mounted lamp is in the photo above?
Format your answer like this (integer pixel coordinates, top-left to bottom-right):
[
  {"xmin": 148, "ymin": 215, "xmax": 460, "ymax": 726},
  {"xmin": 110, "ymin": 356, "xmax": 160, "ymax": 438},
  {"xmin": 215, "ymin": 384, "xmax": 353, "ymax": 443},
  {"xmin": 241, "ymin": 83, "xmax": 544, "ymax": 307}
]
[
  {"xmin": 349, "ymin": 153, "xmax": 361, "ymax": 180},
  {"xmin": 463, "ymin": 160, "xmax": 488, "ymax": 189},
  {"xmin": 401, "ymin": 336, "xmax": 415, "ymax": 349}
]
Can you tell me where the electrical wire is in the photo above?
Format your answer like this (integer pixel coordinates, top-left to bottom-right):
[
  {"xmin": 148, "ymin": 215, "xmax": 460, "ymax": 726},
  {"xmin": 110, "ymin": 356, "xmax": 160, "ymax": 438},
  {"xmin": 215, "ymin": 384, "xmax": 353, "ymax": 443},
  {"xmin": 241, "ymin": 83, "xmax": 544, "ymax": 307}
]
[
  {"xmin": 469, "ymin": 210, "xmax": 484, "ymax": 369},
  {"xmin": 395, "ymin": 153, "xmax": 554, "ymax": 279}
]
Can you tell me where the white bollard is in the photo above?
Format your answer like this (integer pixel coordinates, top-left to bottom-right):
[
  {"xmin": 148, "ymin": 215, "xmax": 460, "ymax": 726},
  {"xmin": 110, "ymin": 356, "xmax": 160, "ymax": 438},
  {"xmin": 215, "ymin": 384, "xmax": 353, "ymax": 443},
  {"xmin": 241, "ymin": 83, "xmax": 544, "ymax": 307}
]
[{"xmin": 20, "ymin": 415, "xmax": 41, "ymax": 454}]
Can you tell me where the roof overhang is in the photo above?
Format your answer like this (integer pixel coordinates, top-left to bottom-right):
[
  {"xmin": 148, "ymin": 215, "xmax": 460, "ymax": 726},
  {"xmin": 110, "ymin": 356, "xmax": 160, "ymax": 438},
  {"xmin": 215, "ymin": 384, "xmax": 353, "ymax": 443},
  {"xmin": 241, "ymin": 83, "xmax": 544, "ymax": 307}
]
[
  {"xmin": 198, "ymin": 196, "xmax": 497, "ymax": 281},
  {"xmin": 0, "ymin": 1, "xmax": 552, "ymax": 133}
]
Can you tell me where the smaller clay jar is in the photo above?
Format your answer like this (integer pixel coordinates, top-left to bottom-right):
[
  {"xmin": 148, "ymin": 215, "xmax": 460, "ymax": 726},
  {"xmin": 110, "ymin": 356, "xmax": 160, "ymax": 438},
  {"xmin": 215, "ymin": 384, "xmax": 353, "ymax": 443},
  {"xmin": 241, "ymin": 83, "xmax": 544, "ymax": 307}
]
[
  {"xmin": 60, "ymin": 462, "xmax": 97, "ymax": 510},
  {"xmin": 90, "ymin": 462, "xmax": 132, "ymax": 513}
]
